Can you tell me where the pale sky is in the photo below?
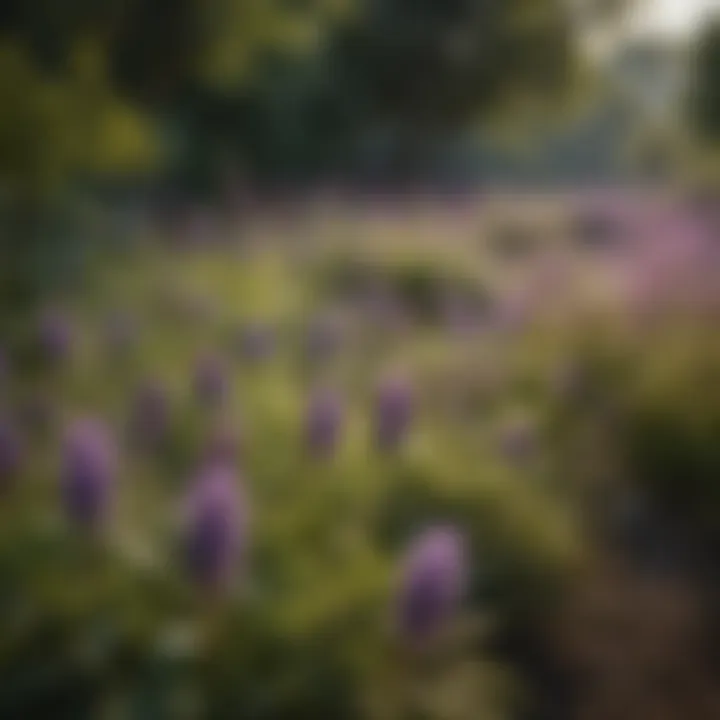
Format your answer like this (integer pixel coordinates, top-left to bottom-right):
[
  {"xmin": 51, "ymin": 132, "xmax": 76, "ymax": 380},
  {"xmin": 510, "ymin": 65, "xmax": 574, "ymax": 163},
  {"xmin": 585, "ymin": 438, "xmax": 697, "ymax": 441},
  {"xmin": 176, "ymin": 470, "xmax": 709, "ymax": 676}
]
[{"xmin": 631, "ymin": 0, "xmax": 720, "ymax": 38}]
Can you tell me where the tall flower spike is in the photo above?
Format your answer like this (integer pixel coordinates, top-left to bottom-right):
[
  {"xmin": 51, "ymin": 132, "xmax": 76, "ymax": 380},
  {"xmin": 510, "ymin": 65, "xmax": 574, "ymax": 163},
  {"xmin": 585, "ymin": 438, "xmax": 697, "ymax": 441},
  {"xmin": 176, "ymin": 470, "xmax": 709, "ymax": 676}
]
[
  {"xmin": 194, "ymin": 354, "xmax": 229, "ymax": 407},
  {"xmin": 305, "ymin": 313, "xmax": 343, "ymax": 364},
  {"xmin": 237, "ymin": 323, "xmax": 275, "ymax": 363},
  {"xmin": 61, "ymin": 419, "xmax": 117, "ymax": 530},
  {"xmin": 203, "ymin": 419, "xmax": 242, "ymax": 468},
  {"xmin": 183, "ymin": 465, "xmax": 247, "ymax": 592},
  {"xmin": 397, "ymin": 526, "xmax": 467, "ymax": 641},
  {"xmin": 39, "ymin": 309, "xmax": 73, "ymax": 363},
  {"xmin": 375, "ymin": 374, "xmax": 414, "ymax": 452},
  {"xmin": 306, "ymin": 388, "xmax": 343, "ymax": 458},
  {"xmin": 130, "ymin": 380, "xmax": 170, "ymax": 451}
]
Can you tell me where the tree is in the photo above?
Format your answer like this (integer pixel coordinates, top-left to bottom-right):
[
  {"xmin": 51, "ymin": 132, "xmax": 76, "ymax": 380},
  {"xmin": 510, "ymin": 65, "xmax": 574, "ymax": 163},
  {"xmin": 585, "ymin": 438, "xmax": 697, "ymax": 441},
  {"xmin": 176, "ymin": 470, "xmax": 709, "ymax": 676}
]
[
  {"xmin": 688, "ymin": 18, "xmax": 720, "ymax": 144},
  {"xmin": 0, "ymin": 0, "xmax": 350, "ymax": 307}
]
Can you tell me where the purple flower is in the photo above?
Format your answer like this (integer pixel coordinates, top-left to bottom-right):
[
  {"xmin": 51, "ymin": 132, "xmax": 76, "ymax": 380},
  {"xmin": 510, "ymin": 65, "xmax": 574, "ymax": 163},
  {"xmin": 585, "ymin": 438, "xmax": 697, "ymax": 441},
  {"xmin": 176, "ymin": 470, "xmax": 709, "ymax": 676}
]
[
  {"xmin": 499, "ymin": 416, "xmax": 536, "ymax": 464},
  {"xmin": 194, "ymin": 354, "xmax": 229, "ymax": 407},
  {"xmin": 572, "ymin": 204, "xmax": 626, "ymax": 249},
  {"xmin": 363, "ymin": 288, "xmax": 408, "ymax": 336},
  {"xmin": 375, "ymin": 374, "xmax": 414, "ymax": 451},
  {"xmin": 236, "ymin": 323, "xmax": 275, "ymax": 363},
  {"xmin": 129, "ymin": 380, "xmax": 170, "ymax": 450},
  {"xmin": 397, "ymin": 526, "xmax": 467, "ymax": 640},
  {"xmin": 38, "ymin": 309, "xmax": 73, "ymax": 363},
  {"xmin": 183, "ymin": 465, "xmax": 247, "ymax": 591},
  {"xmin": 491, "ymin": 290, "xmax": 531, "ymax": 335},
  {"xmin": 0, "ymin": 347, "xmax": 8, "ymax": 384},
  {"xmin": 306, "ymin": 388, "xmax": 344, "ymax": 458},
  {"xmin": 305, "ymin": 314, "xmax": 343, "ymax": 363},
  {"xmin": 0, "ymin": 418, "xmax": 22, "ymax": 490},
  {"xmin": 61, "ymin": 419, "xmax": 117, "ymax": 530}
]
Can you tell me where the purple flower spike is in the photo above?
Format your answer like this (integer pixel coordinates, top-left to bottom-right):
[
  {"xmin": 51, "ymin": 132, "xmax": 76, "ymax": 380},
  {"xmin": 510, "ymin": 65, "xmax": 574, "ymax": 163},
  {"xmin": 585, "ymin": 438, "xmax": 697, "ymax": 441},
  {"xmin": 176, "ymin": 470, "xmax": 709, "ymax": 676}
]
[
  {"xmin": 38, "ymin": 309, "xmax": 73, "ymax": 363},
  {"xmin": 204, "ymin": 420, "xmax": 242, "ymax": 467},
  {"xmin": 61, "ymin": 419, "xmax": 117, "ymax": 530},
  {"xmin": 499, "ymin": 416, "xmax": 536, "ymax": 464},
  {"xmin": 130, "ymin": 380, "xmax": 170, "ymax": 450},
  {"xmin": 397, "ymin": 526, "xmax": 467, "ymax": 641},
  {"xmin": 306, "ymin": 388, "xmax": 343, "ymax": 458},
  {"xmin": 375, "ymin": 374, "xmax": 414, "ymax": 452},
  {"xmin": 305, "ymin": 314, "xmax": 343, "ymax": 363},
  {"xmin": 184, "ymin": 465, "xmax": 247, "ymax": 592},
  {"xmin": 0, "ymin": 418, "xmax": 22, "ymax": 491},
  {"xmin": 237, "ymin": 323, "xmax": 275, "ymax": 363},
  {"xmin": 194, "ymin": 354, "xmax": 229, "ymax": 407}
]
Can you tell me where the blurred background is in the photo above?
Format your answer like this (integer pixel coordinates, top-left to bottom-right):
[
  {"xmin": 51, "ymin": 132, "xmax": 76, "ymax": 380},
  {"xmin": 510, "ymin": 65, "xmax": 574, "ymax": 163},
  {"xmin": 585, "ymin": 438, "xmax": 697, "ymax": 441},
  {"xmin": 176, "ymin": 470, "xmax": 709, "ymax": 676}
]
[{"xmin": 0, "ymin": 1, "xmax": 720, "ymax": 718}]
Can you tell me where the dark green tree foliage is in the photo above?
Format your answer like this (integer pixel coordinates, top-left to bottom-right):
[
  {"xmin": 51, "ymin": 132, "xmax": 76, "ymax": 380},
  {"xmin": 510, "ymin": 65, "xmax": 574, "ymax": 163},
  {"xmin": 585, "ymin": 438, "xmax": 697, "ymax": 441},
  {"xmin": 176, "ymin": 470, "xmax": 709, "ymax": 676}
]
[
  {"xmin": 334, "ymin": 0, "xmax": 574, "ymax": 130},
  {"xmin": 0, "ymin": 0, "xmax": 630, "ymax": 194},
  {"xmin": 175, "ymin": 0, "xmax": 583, "ymax": 188},
  {"xmin": 688, "ymin": 18, "xmax": 720, "ymax": 143},
  {"xmin": 0, "ymin": 0, "xmax": 346, "ymax": 306}
]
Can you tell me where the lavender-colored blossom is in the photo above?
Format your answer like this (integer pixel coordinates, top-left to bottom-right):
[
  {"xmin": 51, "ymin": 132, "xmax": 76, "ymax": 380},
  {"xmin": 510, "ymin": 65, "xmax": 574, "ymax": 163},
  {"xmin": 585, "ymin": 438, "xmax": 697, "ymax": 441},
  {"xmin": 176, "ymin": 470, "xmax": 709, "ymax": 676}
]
[
  {"xmin": 61, "ymin": 419, "xmax": 117, "ymax": 530},
  {"xmin": 571, "ymin": 204, "xmax": 626, "ymax": 250},
  {"xmin": 397, "ymin": 526, "xmax": 467, "ymax": 640},
  {"xmin": 194, "ymin": 354, "xmax": 229, "ymax": 407},
  {"xmin": 305, "ymin": 313, "xmax": 343, "ymax": 363},
  {"xmin": 0, "ymin": 418, "xmax": 22, "ymax": 490},
  {"xmin": 442, "ymin": 294, "xmax": 485, "ymax": 337},
  {"xmin": 129, "ymin": 380, "xmax": 170, "ymax": 450},
  {"xmin": 375, "ymin": 374, "xmax": 414, "ymax": 451},
  {"xmin": 306, "ymin": 388, "xmax": 344, "ymax": 458},
  {"xmin": 183, "ymin": 465, "xmax": 247, "ymax": 591},
  {"xmin": 38, "ymin": 309, "xmax": 73, "ymax": 363},
  {"xmin": 235, "ymin": 322, "xmax": 275, "ymax": 363},
  {"xmin": 363, "ymin": 288, "xmax": 408, "ymax": 336},
  {"xmin": 499, "ymin": 416, "xmax": 537, "ymax": 463},
  {"xmin": 491, "ymin": 289, "xmax": 531, "ymax": 335}
]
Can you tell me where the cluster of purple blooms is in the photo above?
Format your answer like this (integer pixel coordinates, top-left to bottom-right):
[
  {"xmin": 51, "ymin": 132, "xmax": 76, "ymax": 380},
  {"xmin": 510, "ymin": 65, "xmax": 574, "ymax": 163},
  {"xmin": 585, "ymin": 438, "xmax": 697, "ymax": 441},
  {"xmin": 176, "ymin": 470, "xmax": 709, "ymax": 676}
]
[
  {"xmin": 183, "ymin": 463, "xmax": 247, "ymax": 592},
  {"xmin": 305, "ymin": 387, "xmax": 344, "ymax": 458},
  {"xmin": 52, "ymin": 409, "xmax": 466, "ymax": 637},
  {"xmin": 3, "ymin": 303, "xmax": 477, "ymax": 634},
  {"xmin": 61, "ymin": 419, "xmax": 117, "ymax": 531},
  {"xmin": 397, "ymin": 526, "xmax": 468, "ymax": 640},
  {"xmin": 194, "ymin": 353, "xmax": 230, "ymax": 408},
  {"xmin": 499, "ymin": 416, "xmax": 537, "ymax": 464},
  {"xmin": 4, "ymin": 197, "xmax": 715, "ymax": 653},
  {"xmin": 129, "ymin": 379, "xmax": 171, "ymax": 451},
  {"xmin": 374, "ymin": 375, "xmax": 415, "ymax": 452},
  {"xmin": 236, "ymin": 323, "xmax": 275, "ymax": 363}
]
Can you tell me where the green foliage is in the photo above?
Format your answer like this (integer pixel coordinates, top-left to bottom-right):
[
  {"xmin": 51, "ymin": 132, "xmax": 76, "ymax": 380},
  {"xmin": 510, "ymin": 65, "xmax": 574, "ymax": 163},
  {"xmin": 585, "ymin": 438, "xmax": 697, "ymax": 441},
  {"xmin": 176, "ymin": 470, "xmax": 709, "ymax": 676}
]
[
  {"xmin": 0, "ymin": 41, "xmax": 156, "ymax": 200},
  {"xmin": 2, "ymin": 193, "xmax": 720, "ymax": 716},
  {"xmin": 688, "ymin": 18, "xmax": 720, "ymax": 146}
]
